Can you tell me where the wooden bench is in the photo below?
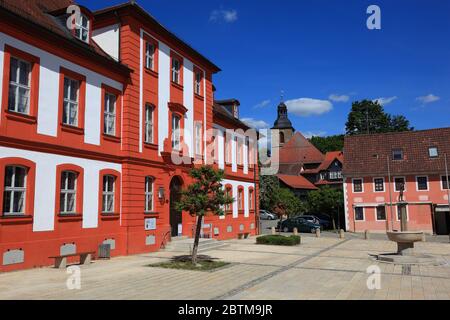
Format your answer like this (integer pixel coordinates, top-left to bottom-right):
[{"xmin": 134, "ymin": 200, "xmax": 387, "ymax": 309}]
[
  {"xmin": 237, "ymin": 233, "xmax": 250, "ymax": 240},
  {"xmin": 49, "ymin": 251, "xmax": 95, "ymax": 269}
]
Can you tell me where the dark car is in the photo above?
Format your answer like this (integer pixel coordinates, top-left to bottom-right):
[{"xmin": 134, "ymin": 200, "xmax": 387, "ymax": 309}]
[
  {"xmin": 277, "ymin": 217, "xmax": 321, "ymax": 233},
  {"xmin": 311, "ymin": 213, "xmax": 333, "ymax": 229}
]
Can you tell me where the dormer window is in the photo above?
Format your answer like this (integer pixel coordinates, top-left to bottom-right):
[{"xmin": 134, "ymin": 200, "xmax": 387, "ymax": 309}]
[
  {"xmin": 75, "ymin": 14, "xmax": 89, "ymax": 43},
  {"xmin": 392, "ymin": 149, "xmax": 403, "ymax": 161},
  {"xmin": 428, "ymin": 147, "xmax": 438, "ymax": 158}
]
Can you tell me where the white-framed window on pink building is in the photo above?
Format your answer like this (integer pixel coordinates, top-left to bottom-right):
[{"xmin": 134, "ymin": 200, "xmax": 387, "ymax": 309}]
[
  {"xmin": 376, "ymin": 206, "xmax": 386, "ymax": 221},
  {"xmin": 352, "ymin": 178, "xmax": 363, "ymax": 193},
  {"xmin": 374, "ymin": 178, "xmax": 384, "ymax": 192},
  {"xmin": 354, "ymin": 207, "xmax": 364, "ymax": 221}
]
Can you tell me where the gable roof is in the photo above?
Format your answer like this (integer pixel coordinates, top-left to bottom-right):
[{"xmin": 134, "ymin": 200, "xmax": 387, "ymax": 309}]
[
  {"xmin": 317, "ymin": 151, "xmax": 344, "ymax": 171},
  {"xmin": 277, "ymin": 174, "xmax": 318, "ymax": 190},
  {"xmin": 343, "ymin": 127, "xmax": 450, "ymax": 177},
  {"xmin": 93, "ymin": 1, "xmax": 221, "ymax": 73},
  {"xmin": 0, "ymin": 0, "xmax": 130, "ymax": 75},
  {"xmin": 213, "ymin": 102, "xmax": 250, "ymax": 130},
  {"xmin": 279, "ymin": 132, "xmax": 325, "ymax": 164}
]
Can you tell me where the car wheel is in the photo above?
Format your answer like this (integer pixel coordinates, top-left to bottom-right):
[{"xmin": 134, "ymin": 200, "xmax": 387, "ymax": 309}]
[{"xmin": 283, "ymin": 227, "xmax": 289, "ymax": 233}]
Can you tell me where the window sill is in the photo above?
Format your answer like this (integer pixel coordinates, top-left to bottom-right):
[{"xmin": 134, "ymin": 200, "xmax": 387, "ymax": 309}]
[
  {"xmin": 237, "ymin": 164, "xmax": 244, "ymax": 170},
  {"xmin": 100, "ymin": 213, "xmax": 120, "ymax": 220},
  {"xmin": 144, "ymin": 68, "xmax": 159, "ymax": 77},
  {"xmin": 103, "ymin": 134, "xmax": 121, "ymax": 143},
  {"xmin": 194, "ymin": 93, "xmax": 204, "ymax": 101},
  {"xmin": 225, "ymin": 163, "xmax": 232, "ymax": 168},
  {"xmin": 144, "ymin": 142, "xmax": 159, "ymax": 150},
  {"xmin": 57, "ymin": 213, "xmax": 83, "ymax": 222},
  {"xmin": 171, "ymin": 81, "xmax": 184, "ymax": 90},
  {"xmin": 5, "ymin": 111, "xmax": 37, "ymax": 124},
  {"xmin": 0, "ymin": 214, "xmax": 33, "ymax": 225},
  {"xmin": 144, "ymin": 211, "xmax": 159, "ymax": 216},
  {"xmin": 238, "ymin": 210, "xmax": 245, "ymax": 215},
  {"xmin": 61, "ymin": 124, "xmax": 84, "ymax": 135}
]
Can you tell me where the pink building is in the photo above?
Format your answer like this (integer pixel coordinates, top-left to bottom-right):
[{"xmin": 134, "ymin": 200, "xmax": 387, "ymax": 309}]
[{"xmin": 343, "ymin": 128, "xmax": 450, "ymax": 235}]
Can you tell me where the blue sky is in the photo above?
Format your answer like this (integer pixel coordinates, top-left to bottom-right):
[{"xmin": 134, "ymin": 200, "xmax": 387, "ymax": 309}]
[{"xmin": 80, "ymin": 0, "xmax": 450, "ymax": 137}]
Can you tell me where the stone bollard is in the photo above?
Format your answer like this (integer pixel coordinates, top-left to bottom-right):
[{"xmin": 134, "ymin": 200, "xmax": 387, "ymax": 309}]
[
  {"xmin": 422, "ymin": 233, "xmax": 426, "ymax": 242},
  {"xmin": 339, "ymin": 229, "xmax": 345, "ymax": 239},
  {"xmin": 271, "ymin": 227, "xmax": 276, "ymax": 235},
  {"xmin": 293, "ymin": 227, "xmax": 298, "ymax": 236},
  {"xmin": 364, "ymin": 230, "xmax": 370, "ymax": 240},
  {"xmin": 315, "ymin": 228, "xmax": 321, "ymax": 238}
]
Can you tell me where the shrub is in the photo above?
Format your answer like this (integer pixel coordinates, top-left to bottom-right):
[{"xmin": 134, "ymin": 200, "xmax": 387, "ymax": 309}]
[{"xmin": 256, "ymin": 235, "xmax": 301, "ymax": 246}]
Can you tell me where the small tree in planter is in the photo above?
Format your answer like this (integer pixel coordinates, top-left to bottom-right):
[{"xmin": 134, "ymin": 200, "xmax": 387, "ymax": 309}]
[{"xmin": 175, "ymin": 166, "xmax": 234, "ymax": 265}]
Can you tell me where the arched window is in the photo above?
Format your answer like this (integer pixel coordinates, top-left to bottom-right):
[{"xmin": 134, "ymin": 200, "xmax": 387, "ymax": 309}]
[
  {"xmin": 280, "ymin": 132, "xmax": 285, "ymax": 144},
  {"xmin": 55, "ymin": 164, "xmax": 84, "ymax": 215},
  {"xmin": 98, "ymin": 169, "xmax": 121, "ymax": 215},
  {"xmin": 225, "ymin": 184, "xmax": 233, "ymax": 212},
  {"xmin": 238, "ymin": 187, "xmax": 244, "ymax": 212}
]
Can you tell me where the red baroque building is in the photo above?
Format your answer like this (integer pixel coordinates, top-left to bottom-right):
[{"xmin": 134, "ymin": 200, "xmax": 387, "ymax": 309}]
[
  {"xmin": 0, "ymin": 1, "xmax": 259, "ymax": 271},
  {"xmin": 343, "ymin": 128, "xmax": 450, "ymax": 235}
]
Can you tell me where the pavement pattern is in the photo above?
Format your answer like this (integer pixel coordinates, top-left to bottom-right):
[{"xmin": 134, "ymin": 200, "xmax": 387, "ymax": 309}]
[{"xmin": 0, "ymin": 235, "xmax": 449, "ymax": 300}]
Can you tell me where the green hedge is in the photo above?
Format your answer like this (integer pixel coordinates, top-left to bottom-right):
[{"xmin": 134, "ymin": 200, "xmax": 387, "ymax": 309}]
[{"xmin": 256, "ymin": 235, "xmax": 301, "ymax": 246}]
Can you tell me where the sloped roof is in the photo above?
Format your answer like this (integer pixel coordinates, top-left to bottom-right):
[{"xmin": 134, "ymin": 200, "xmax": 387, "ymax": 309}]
[
  {"xmin": 343, "ymin": 127, "xmax": 450, "ymax": 176},
  {"xmin": 317, "ymin": 151, "xmax": 344, "ymax": 171},
  {"xmin": 277, "ymin": 174, "xmax": 318, "ymax": 190},
  {"xmin": 279, "ymin": 132, "xmax": 325, "ymax": 164},
  {"xmin": 0, "ymin": 0, "xmax": 130, "ymax": 74},
  {"xmin": 213, "ymin": 102, "xmax": 249, "ymax": 130}
]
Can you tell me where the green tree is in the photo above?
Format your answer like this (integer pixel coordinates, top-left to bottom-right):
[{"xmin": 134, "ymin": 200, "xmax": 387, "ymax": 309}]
[
  {"xmin": 309, "ymin": 135, "xmax": 345, "ymax": 153},
  {"xmin": 259, "ymin": 175, "xmax": 280, "ymax": 211},
  {"xmin": 176, "ymin": 166, "xmax": 234, "ymax": 264},
  {"xmin": 273, "ymin": 188, "xmax": 306, "ymax": 218},
  {"xmin": 306, "ymin": 186, "xmax": 344, "ymax": 229},
  {"xmin": 345, "ymin": 100, "xmax": 413, "ymax": 135}
]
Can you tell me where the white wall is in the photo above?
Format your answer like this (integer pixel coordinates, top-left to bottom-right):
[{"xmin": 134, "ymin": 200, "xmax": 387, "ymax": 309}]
[
  {"xmin": 183, "ymin": 58, "xmax": 194, "ymax": 157},
  {"xmin": 0, "ymin": 146, "xmax": 121, "ymax": 231},
  {"xmin": 157, "ymin": 41, "xmax": 170, "ymax": 154},
  {"xmin": 0, "ymin": 33, "xmax": 123, "ymax": 145},
  {"xmin": 92, "ymin": 24, "xmax": 120, "ymax": 61}
]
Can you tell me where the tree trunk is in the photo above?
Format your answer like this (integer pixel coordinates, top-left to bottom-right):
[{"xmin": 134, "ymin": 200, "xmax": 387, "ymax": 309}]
[{"xmin": 192, "ymin": 215, "xmax": 203, "ymax": 265}]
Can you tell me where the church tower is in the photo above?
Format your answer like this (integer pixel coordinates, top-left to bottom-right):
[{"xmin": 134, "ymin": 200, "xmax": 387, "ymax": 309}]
[{"xmin": 271, "ymin": 101, "xmax": 295, "ymax": 153}]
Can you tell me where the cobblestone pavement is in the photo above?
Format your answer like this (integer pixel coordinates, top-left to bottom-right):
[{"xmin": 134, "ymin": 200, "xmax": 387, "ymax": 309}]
[{"xmin": 0, "ymin": 236, "xmax": 449, "ymax": 300}]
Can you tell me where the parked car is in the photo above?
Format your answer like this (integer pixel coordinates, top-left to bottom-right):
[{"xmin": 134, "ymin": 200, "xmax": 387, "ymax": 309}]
[
  {"xmin": 277, "ymin": 217, "xmax": 321, "ymax": 233},
  {"xmin": 259, "ymin": 210, "xmax": 276, "ymax": 220},
  {"xmin": 310, "ymin": 213, "xmax": 333, "ymax": 229}
]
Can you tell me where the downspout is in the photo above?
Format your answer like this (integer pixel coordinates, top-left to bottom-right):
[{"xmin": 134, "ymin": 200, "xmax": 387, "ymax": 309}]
[{"xmin": 387, "ymin": 155, "xmax": 394, "ymax": 231}]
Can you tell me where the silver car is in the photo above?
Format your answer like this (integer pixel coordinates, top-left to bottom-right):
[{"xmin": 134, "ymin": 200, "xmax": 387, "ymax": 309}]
[{"xmin": 259, "ymin": 210, "xmax": 276, "ymax": 220}]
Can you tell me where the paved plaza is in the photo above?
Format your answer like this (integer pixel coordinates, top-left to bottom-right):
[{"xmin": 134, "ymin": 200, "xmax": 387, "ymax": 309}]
[{"xmin": 0, "ymin": 235, "xmax": 449, "ymax": 300}]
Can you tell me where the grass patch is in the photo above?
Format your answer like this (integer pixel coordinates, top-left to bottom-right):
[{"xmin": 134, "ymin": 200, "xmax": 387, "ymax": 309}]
[
  {"xmin": 256, "ymin": 234, "xmax": 301, "ymax": 246},
  {"xmin": 148, "ymin": 255, "xmax": 229, "ymax": 272}
]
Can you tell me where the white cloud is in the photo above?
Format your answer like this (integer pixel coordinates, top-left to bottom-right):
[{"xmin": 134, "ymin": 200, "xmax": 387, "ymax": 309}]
[
  {"xmin": 253, "ymin": 99, "xmax": 271, "ymax": 109},
  {"xmin": 209, "ymin": 9, "xmax": 238, "ymax": 23},
  {"xmin": 329, "ymin": 94, "xmax": 349, "ymax": 102},
  {"xmin": 416, "ymin": 94, "xmax": 440, "ymax": 104},
  {"xmin": 373, "ymin": 96, "xmax": 398, "ymax": 105},
  {"xmin": 285, "ymin": 98, "xmax": 333, "ymax": 117},
  {"xmin": 303, "ymin": 131, "xmax": 327, "ymax": 139},
  {"xmin": 241, "ymin": 118, "xmax": 270, "ymax": 129}
]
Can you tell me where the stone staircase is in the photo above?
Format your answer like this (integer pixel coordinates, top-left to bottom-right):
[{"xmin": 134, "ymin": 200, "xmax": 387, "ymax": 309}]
[{"xmin": 163, "ymin": 236, "xmax": 229, "ymax": 253}]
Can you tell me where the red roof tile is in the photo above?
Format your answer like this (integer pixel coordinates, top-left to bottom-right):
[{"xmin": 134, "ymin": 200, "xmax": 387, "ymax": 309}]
[
  {"xmin": 279, "ymin": 132, "xmax": 324, "ymax": 164},
  {"xmin": 277, "ymin": 174, "xmax": 318, "ymax": 190},
  {"xmin": 343, "ymin": 127, "xmax": 450, "ymax": 176},
  {"xmin": 317, "ymin": 151, "xmax": 344, "ymax": 171}
]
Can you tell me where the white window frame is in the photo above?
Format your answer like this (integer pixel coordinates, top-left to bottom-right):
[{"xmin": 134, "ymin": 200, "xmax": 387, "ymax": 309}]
[
  {"xmin": 428, "ymin": 147, "xmax": 438, "ymax": 158},
  {"xmin": 145, "ymin": 176, "xmax": 154, "ymax": 213},
  {"xmin": 375, "ymin": 205, "xmax": 386, "ymax": 221},
  {"xmin": 352, "ymin": 178, "xmax": 364, "ymax": 193},
  {"xmin": 415, "ymin": 175, "xmax": 429, "ymax": 192},
  {"xmin": 171, "ymin": 114, "xmax": 181, "ymax": 150},
  {"xmin": 145, "ymin": 104, "xmax": 154, "ymax": 144},
  {"xmin": 394, "ymin": 176, "xmax": 407, "ymax": 192},
  {"xmin": 60, "ymin": 171, "xmax": 77, "ymax": 214},
  {"xmin": 354, "ymin": 206, "xmax": 365, "ymax": 221},
  {"xmin": 172, "ymin": 58, "xmax": 180, "ymax": 84},
  {"xmin": 63, "ymin": 77, "xmax": 79, "ymax": 126},
  {"xmin": 102, "ymin": 175, "xmax": 115, "ymax": 214},
  {"xmin": 8, "ymin": 57, "xmax": 31, "ymax": 115},
  {"xmin": 145, "ymin": 42, "xmax": 155, "ymax": 70},
  {"xmin": 194, "ymin": 71, "xmax": 202, "ymax": 95},
  {"xmin": 75, "ymin": 14, "xmax": 89, "ymax": 43},
  {"xmin": 396, "ymin": 204, "xmax": 409, "ymax": 221},
  {"xmin": 373, "ymin": 177, "xmax": 385, "ymax": 193},
  {"xmin": 104, "ymin": 92, "xmax": 116, "ymax": 136},
  {"xmin": 194, "ymin": 122, "xmax": 202, "ymax": 156},
  {"xmin": 3, "ymin": 166, "xmax": 27, "ymax": 215}
]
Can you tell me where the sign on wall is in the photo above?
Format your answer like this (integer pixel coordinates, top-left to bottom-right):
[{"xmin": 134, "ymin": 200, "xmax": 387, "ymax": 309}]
[{"xmin": 145, "ymin": 218, "xmax": 156, "ymax": 231}]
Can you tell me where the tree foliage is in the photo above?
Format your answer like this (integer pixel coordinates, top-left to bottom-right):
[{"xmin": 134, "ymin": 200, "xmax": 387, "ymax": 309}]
[
  {"xmin": 309, "ymin": 135, "xmax": 344, "ymax": 153},
  {"xmin": 345, "ymin": 100, "xmax": 413, "ymax": 135},
  {"xmin": 176, "ymin": 166, "xmax": 234, "ymax": 264},
  {"xmin": 306, "ymin": 186, "xmax": 343, "ymax": 227}
]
